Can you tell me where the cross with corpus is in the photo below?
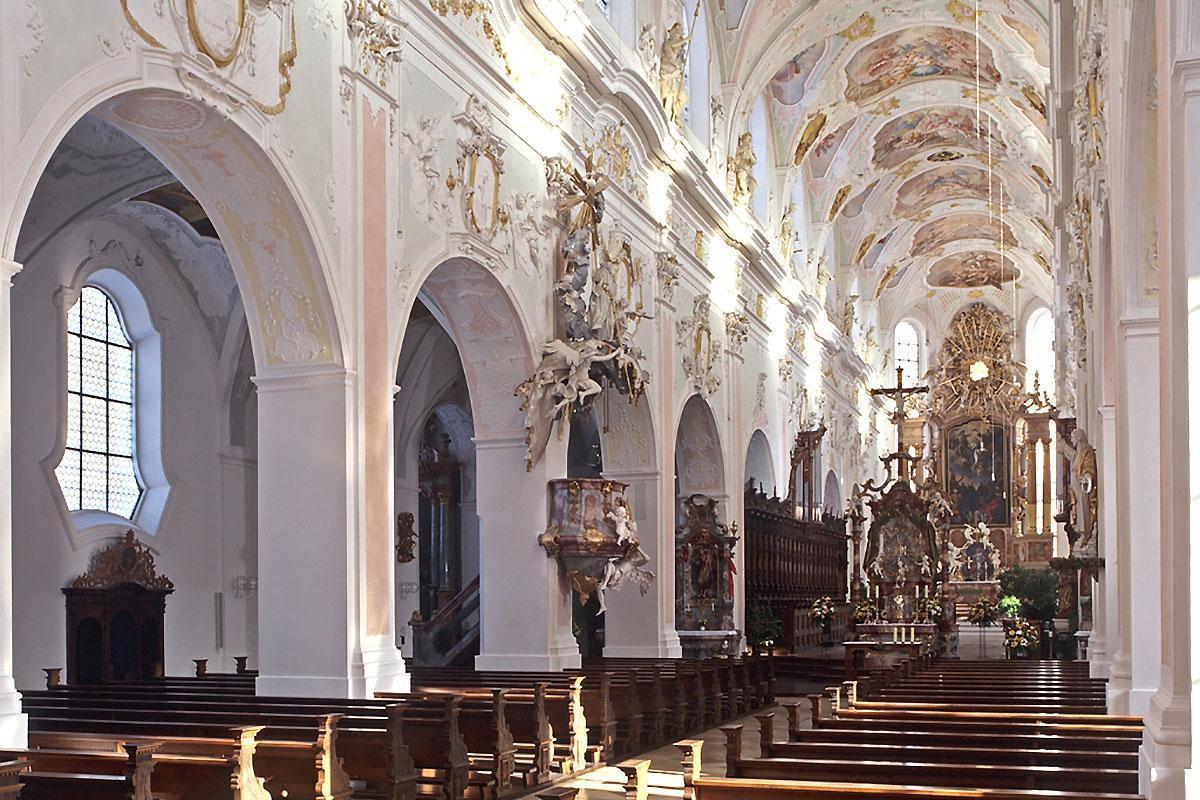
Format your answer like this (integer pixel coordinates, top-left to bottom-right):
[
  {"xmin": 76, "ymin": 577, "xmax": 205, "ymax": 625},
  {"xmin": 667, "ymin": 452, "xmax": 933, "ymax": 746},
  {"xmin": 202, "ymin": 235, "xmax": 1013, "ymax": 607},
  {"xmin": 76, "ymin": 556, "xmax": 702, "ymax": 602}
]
[{"xmin": 870, "ymin": 366, "xmax": 929, "ymax": 478}]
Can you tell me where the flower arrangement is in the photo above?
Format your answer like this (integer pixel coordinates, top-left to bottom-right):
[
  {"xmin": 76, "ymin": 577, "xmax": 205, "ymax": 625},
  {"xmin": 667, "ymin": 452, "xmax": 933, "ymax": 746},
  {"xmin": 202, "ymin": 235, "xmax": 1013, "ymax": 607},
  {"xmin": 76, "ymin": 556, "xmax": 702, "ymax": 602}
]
[
  {"xmin": 966, "ymin": 598, "xmax": 998, "ymax": 627},
  {"xmin": 852, "ymin": 600, "xmax": 878, "ymax": 624},
  {"xmin": 1005, "ymin": 620, "xmax": 1041, "ymax": 651},
  {"xmin": 919, "ymin": 596, "xmax": 943, "ymax": 623},
  {"xmin": 809, "ymin": 596, "xmax": 835, "ymax": 627},
  {"xmin": 998, "ymin": 595, "xmax": 1023, "ymax": 619}
]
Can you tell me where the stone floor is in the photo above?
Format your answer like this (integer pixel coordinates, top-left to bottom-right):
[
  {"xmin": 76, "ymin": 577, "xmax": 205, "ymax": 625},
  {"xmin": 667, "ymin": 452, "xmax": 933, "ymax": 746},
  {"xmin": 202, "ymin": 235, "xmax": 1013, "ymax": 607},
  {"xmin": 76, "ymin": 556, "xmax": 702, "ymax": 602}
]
[{"xmin": 515, "ymin": 696, "xmax": 808, "ymax": 799}]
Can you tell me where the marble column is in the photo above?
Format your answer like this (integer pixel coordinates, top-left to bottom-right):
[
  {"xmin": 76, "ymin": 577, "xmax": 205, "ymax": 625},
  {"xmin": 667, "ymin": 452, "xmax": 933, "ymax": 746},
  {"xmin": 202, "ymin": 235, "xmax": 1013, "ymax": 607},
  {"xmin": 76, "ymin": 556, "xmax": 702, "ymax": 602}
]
[{"xmin": 0, "ymin": 259, "xmax": 27, "ymax": 746}]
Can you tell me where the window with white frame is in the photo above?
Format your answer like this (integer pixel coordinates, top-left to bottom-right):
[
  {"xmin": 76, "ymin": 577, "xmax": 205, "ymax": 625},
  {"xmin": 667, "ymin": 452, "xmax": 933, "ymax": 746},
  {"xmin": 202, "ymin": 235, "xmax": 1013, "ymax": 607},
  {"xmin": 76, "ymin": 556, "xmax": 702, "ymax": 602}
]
[
  {"xmin": 894, "ymin": 320, "xmax": 921, "ymax": 387},
  {"xmin": 1025, "ymin": 307, "xmax": 1055, "ymax": 400},
  {"xmin": 56, "ymin": 286, "xmax": 142, "ymax": 518}
]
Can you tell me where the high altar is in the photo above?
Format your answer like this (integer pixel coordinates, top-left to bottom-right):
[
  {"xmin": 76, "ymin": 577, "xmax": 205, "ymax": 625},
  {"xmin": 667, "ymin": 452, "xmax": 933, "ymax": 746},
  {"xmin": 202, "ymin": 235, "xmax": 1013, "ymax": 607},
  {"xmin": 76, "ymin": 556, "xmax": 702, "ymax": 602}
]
[{"xmin": 853, "ymin": 304, "xmax": 1061, "ymax": 636}]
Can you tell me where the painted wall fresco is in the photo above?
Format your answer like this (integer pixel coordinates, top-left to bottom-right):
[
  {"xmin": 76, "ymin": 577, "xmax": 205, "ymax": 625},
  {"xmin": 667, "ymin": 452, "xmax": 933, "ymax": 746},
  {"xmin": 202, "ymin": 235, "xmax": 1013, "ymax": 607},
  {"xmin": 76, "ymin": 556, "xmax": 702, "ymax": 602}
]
[
  {"xmin": 894, "ymin": 165, "xmax": 1007, "ymax": 218},
  {"xmin": 873, "ymin": 107, "xmax": 1007, "ymax": 170},
  {"xmin": 911, "ymin": 213, "xmax": 1018, "ymax": 256},
  {"xmin": 926, "ymin": 251, "xmax": 1019, "ymax": 288},
  {"xmin": 845, "ymin": 26, "xmax": 1001, "ymax": 104}
]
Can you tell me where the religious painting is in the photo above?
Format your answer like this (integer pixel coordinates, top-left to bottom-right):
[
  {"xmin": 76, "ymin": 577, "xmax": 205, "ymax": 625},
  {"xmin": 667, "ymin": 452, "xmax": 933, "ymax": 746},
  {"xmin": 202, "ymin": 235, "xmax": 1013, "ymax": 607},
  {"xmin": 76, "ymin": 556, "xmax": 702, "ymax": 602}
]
[
  {"xmin": 945, "ymin": 419, "xmax": 1010, "ymax": 526},
  {"xmin": 873, "ymin": 107, "xmax": 1007, "ymax": 170},
  {"xmin": 844, "ymin": 26, "xmax": 1001, "ymax": 104},
  {"xmin": 771, "ymin": 42, "xmax": 826, "ymax": 106},
  {"xmin": 927, "ymin": 251, "xmax": 1019, "ymax": 289},
  {"xmin": 911, "ymin": 213, "xmax": 1019, "ymax": 257},
  {"xmin": 894, "ymin": 165, "xmax": 1007, "ymax": 218}
]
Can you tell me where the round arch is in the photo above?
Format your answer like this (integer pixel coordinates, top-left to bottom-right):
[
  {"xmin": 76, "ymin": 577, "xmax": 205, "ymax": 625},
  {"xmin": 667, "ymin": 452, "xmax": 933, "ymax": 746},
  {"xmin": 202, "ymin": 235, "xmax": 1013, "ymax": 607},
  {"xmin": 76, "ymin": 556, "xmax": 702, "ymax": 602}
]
[
  {"xmin": 5, "ymin": 87, "xmax": 344, "ymax": 373},
  {"xmin": 675, "ymin": 394, "xmax": 726, "ymax": 498},
  {"xmin": 743, "ymin": 429, "xmax": 775, "ymax": 495}
]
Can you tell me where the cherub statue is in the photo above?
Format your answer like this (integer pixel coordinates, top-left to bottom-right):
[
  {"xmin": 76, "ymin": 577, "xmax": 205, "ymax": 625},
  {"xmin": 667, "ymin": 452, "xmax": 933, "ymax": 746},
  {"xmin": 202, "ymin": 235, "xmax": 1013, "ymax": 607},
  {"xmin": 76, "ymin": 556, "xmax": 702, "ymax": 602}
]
[
  {"xmin": 728, "ymin": 132, "xmax": 757, "ymax": 206},
  {"xmin": 606, "ymin": 498, "xmax": 638, "ymax": 546},
  {"xmin": 946, "ymin": 539, "xmax": 965, "ymax": 582},
  {"xmin": 658, "ymin": 22, "xmax": 690, "ymax": 124}
]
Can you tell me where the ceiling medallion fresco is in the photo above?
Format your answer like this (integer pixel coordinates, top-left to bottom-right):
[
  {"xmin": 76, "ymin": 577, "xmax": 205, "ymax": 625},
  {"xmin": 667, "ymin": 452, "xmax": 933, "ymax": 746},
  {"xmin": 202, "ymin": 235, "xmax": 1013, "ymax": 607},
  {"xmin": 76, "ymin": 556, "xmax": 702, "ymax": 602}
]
[
  {"xmin": 911, "ymin": 213, "xmax": 1019, "ymax": 257},
  {"xmin": 844, "ymin": 26, "xmax": 1002, "ymax": 105},
  {"xmin": 927, "ymin": 251, "xmax": 1019, "ymax": 289},
  {"xmin": 894, "ymin": 165, "xmax": 1008, "ymax": 218},
  {"xmin": 807, "ymin": 118, "xmax": 853, "ymax": 177},
  {"xmin": 771, "ymin": 41, "xmax": 827, "ymax": 106},
  {"xmin": 873, "ymin": 107, "xmax": 1008, "ymax": 170}
]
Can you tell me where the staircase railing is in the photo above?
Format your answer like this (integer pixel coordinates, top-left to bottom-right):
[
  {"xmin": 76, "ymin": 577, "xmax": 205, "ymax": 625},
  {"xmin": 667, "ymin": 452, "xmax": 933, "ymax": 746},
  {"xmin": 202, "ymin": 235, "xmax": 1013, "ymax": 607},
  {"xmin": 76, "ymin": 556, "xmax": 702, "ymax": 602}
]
[{"xmin": 411, "ymin": 576, "xmax": 480, "ymax": 666}]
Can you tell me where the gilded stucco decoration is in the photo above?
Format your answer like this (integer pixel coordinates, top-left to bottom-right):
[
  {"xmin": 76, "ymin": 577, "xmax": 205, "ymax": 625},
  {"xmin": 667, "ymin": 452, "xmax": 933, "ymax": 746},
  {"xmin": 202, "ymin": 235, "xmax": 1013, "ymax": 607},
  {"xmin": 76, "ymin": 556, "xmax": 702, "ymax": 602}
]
[
  {"xmin": 656, "ymin": 252, "xmax": 680, "ymax": 304},
  {"xmin": 454, "ymin": 95, "xmax": 508, "ymax": 242},
  {"xmin": 924, "ymin": 303, "xmax": 1024, "ymax": 420},
  {"xmin": 723, "ymin": 311, "xmax": 750, "ymax": 358},
  {"xmin": 429, "ymin": 0, "xmax": 510, "ymax": 76},
  {"xmin": 120, "ymin": 0, "xmax": 297, "ymax": 114},
  {"xmin": 345, "ymin": 0, "xmax": 405, "ymax": 85},
  {"xmin": 676, "ymin": 294, "xmax": 721, "ymax": 396}
]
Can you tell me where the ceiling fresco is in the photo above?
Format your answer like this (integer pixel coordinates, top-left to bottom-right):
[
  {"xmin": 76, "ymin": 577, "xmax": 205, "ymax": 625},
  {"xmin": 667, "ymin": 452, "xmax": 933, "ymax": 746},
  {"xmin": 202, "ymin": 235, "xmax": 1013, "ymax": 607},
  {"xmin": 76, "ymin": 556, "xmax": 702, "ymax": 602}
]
[
  {"xmin": 716, "ymin": 0, "xmax": 1052, "ymax": 319},
  {"xmin": 927, "ymin": 251, "xmax": 1020, "ymax": 288},
  {"xmin": 844, "ymin": 26, "xmax": 1002, "ymax": 105},
  {"xmin": 872, "ymin": 107, "xmax": 1008, "ymax": 170},
  {"xmin": 893, "ymin": 165, "xmax": 1009, "ymax": 218},
  {"xmin": 911, "ymin": 213, "xmax": 1019, "ymax": 257}
]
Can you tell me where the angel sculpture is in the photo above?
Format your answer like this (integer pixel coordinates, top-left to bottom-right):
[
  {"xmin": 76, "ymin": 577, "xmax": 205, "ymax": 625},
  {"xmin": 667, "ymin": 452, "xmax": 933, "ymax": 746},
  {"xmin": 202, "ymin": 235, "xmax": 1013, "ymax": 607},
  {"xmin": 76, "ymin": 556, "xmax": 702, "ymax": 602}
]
[
  {"xmin": 596, "ymin": 545, "xmax": 654, "ymax": 614},
  {"xmin": 946, "ymin": 539, "xmax": 965, "ymax": 582}
]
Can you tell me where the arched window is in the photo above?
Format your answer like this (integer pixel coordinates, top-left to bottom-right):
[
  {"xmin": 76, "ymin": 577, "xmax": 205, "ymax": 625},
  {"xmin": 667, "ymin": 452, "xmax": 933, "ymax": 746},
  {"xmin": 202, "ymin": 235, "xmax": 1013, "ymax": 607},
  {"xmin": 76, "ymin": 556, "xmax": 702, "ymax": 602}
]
[
  {"xmin": 1025, "ymin": 307, "xmax": 1055, "ymax": 400},
  {"xmin": 56, "ymin": 286, "xmax": 141, "ymax": 518},
  {"xmin": 894, "ymin": 320, "xmax": 921, "ymax": 387},
  {"xmin": 683, "ymin": 0, "xmax": 710, "ymax": 143},
  {"xmin": 749, "ymin": 97, "xmax": 770, "ymax": 220}
]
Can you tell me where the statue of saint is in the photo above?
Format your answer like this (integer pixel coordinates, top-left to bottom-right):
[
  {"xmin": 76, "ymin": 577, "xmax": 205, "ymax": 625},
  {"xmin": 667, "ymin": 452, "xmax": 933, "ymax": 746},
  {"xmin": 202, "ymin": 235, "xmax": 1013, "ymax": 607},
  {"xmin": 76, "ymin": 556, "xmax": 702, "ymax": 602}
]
[
  {"xmin": 728, "ymin": 132, "xmax": 757, "ymax": 206},
  {"xmin": 659, "ymin": 22, "xmax": 691, "ymax": 125}
]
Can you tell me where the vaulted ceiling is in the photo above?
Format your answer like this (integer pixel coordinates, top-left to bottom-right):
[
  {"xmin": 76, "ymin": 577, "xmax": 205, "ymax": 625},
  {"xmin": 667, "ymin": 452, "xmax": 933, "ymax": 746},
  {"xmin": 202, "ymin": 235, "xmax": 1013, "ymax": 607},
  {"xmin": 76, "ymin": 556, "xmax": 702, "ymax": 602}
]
[{"xmin": 722, "ymin": 0, "xmax": 1053, "ymax": 320}]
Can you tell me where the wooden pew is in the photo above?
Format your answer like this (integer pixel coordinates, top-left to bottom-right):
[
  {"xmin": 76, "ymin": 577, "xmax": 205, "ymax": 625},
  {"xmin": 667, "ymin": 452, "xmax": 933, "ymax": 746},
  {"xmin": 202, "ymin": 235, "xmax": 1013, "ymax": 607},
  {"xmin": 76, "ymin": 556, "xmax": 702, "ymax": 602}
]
[{"xmin": 721, "ymin": 722, "xmax": 1139, "ymax": 794}]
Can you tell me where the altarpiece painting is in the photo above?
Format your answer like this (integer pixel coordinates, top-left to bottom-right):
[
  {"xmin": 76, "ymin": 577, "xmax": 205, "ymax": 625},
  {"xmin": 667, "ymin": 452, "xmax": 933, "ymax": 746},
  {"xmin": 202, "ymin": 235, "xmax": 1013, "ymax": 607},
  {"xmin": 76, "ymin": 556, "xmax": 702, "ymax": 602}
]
[{"xmin": 944, "ymin": 419, "xmax": 1010, "ymax": 526}]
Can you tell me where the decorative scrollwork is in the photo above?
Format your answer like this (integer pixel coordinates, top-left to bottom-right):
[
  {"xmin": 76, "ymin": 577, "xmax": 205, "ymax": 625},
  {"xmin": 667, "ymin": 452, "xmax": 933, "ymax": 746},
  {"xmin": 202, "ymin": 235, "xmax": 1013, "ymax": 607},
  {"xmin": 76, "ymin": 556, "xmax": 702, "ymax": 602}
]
[{"xmin": 68, "ymin": 530, "xmax": 174, "ymax": 591}]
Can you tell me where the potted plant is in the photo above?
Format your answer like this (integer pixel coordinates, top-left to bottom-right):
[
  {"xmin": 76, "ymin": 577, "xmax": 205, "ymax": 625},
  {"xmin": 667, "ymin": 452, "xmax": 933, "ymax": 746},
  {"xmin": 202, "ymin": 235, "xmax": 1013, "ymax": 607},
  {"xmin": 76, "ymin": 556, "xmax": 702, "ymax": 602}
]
[
  {"xmin": 810, "ymin": 596, "xmax": 835, "ymax": 646},
  {"xmin": 746, "ymin": 601, "xmax": 783, "ymax": 654}
]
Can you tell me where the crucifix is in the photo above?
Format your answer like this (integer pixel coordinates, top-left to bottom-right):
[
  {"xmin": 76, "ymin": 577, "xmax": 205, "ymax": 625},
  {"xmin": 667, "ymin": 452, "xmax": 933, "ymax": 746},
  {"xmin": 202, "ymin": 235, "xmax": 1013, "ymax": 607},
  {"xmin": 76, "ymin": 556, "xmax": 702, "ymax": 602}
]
[{"xmin": 870, "ymin": 366, "xmax": 929, "ymax": 482}]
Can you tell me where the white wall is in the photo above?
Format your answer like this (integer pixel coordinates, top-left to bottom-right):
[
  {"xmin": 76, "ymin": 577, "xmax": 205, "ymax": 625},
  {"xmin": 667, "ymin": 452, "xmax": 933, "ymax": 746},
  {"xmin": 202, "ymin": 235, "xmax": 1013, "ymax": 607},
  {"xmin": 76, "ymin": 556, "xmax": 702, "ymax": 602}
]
[{"xmin": 9, "ymin": 215, "xmax": 256, "ymax": 688}]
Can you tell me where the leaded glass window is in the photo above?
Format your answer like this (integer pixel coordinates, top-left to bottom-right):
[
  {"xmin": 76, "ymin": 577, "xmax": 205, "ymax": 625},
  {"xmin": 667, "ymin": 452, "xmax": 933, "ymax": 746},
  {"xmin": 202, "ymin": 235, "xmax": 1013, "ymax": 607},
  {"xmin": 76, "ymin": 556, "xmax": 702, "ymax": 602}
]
[
  {"xmin": 57, "ymin": 286, "xmax": 142, "ymax": 518},
  {"xmin": 894, "ymin": 320, "xmax": 921, "ymax": 387}
]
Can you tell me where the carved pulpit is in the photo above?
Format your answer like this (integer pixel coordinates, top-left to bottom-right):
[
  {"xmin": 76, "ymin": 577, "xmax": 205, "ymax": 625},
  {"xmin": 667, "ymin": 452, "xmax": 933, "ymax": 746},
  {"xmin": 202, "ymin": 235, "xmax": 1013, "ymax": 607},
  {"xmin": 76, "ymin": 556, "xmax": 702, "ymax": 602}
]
[
  {"xmin": 63, "ymin": 530, "xmax": 174, "ymax": 684},
  {"xmin": 676, "ymin": 494, "xmax": 739, "ymax": 657}
]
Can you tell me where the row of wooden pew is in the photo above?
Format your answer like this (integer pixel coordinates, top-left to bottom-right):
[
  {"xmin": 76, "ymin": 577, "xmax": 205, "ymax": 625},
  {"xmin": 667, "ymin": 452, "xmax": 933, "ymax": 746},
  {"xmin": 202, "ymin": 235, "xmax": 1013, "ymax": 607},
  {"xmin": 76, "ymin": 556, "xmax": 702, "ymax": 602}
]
[
  {"xmin": 669, "ymin": 658, "xmax": 1145, "ymax": 800},
  {"xmin": 0, "ymin": 653, "xmax": 773, "ymax": 798}
]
